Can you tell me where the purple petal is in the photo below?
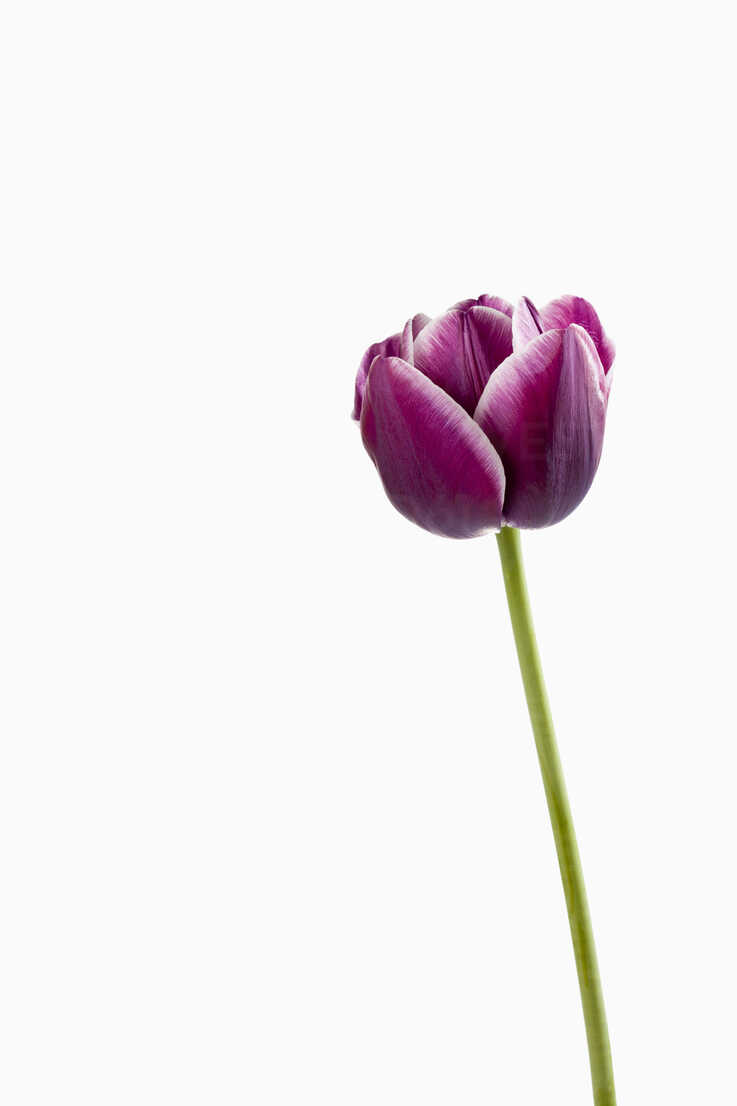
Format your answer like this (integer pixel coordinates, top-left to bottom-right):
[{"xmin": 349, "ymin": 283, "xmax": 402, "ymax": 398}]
[
  {"xmin": 451, "ymin": 294, "xmax": 514, "ymax": 317},
  {"xmin": 474, "ymin": 325, "xmax": 609, "ymax": 528},
  {"xmin": 352, "ymin": 313, "xmax": 430, "ymax": 421},
  {"xmin": 411, "ymin": 312, "xmax": 431, "ymax": 338},
  {"xmin": 413, "ymin": 306, "xmax": 513, "ymax": 414},
  {"xmin": 511, "ymin": 296, "xmax": 544, "ymax": 350},
  {"xmin": 353, "ymin": 336, "xmax": 401, "ymax": 422},
  {"xmin": 478, "ymin": 294, "xmax": 514, "ymax": 317},
  {"xmin": 360, "ymin": 356, "xmax": 505, "ymax": 538},
  {"xmin": 399, "ymin": 312, "xmax": 431, "ymax": 362},
  {"xmin": 540, "ymin": 295, "xmax": 615, "ymax": 373}
]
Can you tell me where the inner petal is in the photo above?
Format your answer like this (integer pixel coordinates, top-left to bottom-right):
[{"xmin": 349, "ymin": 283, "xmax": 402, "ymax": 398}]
[{"xmin": 414, "ymin": 307, "xmax": 512, "ymax": 414}]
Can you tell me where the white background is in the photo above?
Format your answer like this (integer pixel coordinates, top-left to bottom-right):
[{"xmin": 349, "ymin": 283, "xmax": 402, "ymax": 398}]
[{"xmin": 1, "ymin": 1, "xmax": 735, "ymax": 1103}]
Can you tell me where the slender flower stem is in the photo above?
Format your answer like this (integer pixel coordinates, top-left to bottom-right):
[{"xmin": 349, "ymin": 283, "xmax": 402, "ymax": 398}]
[{"xmin": 496, "ymin": 526, "xmax": 616, "ymax": 1106}]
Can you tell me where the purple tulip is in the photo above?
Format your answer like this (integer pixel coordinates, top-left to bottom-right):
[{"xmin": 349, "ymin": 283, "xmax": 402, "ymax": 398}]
[{"xmin": 355, "ymin": 293, "xmax": 614, "ymax": 537}]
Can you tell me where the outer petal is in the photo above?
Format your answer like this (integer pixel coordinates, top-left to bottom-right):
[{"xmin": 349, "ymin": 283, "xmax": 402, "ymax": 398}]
[
  {"xmin": 474, "ymin": 325, "xmax": 608, "ymax": 529},
  {"xmin": 360, "ymin": 356, "xmax": 505, "ymax": 538},
  {"xmin": 352, "ymin": 313, "xmax": 430, "ymax": 421},
  {"xmin": 413, "ymin": 306, "xmax": 513, "ymax": 414},
  {"xmin": 511, "ymin": 296, "xmax": 544, "ymax": 350},
  {"xmin": 540, "ymin": 295, "xmax": 615, "ymax": 373}
]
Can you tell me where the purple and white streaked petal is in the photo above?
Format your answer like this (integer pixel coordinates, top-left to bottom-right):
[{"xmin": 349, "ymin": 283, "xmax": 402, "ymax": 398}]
[
  {"xmin": 400, "ymin": 312, "xmax": 431, "ymax": 362},
  {"xmin": 539, "ymin": 295, "xmax": 615, "ymax": 373},
  {"xmin": 451, "ymin": 294, "xmax": 514, "ymax": 317},
  {"xmin": 511, "ymin": 296, "xmax": 545, "ymax": 351},
  {"xmin": 474, "ymin": 325, "xmax": 608, "ymax": 528},
  {"xmin": 353, "ymin": 333, "xmax": 401, "ymax": 421},
  {"xmin": 477, "ymin": 294, "xmax": 513, "ymax": 317},
  {"xmin": 352, "ymin": 314, "xmax": 430, "ymax": 420},
  {"xmin": 413, "ymin": 306, "xmax": 513, "ymax": 415},
  {"xmin": 360, "ymin": 356, "xmax": 505, "ymax": 538}
]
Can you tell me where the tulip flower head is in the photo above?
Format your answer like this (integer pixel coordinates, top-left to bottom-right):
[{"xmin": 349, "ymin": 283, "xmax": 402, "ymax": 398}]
[{"xmin": 354, "ymin": 294, "xmax": 614, "ymax": 537}]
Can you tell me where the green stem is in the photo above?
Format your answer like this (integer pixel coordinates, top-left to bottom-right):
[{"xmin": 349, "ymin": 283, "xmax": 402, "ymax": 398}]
[{"xmin": 496, "ymin": 526, "xmax": 616, "ymax": 1106}]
